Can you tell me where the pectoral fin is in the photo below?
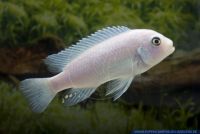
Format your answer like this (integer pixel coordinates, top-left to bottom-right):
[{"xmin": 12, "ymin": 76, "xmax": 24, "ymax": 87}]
[{"xmin": 106, "ymin": 77, "xmax": 134, "ymax": 100}]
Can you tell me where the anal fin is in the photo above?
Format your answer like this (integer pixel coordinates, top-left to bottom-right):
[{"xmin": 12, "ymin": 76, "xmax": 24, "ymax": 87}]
[{"xmin": 62, "ymin": 88, "xmax": 97, "ymax": 106}]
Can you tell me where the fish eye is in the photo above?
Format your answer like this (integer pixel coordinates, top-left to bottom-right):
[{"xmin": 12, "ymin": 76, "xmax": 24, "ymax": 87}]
[{"xmin": 152, "ymin": 37, "xmax": 161, "ymax": 46}]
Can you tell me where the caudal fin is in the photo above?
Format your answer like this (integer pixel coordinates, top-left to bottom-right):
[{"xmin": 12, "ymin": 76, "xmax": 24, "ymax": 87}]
[{"xmin": 19, "ymin": 78, "xmax": 56, "ymax": 113}]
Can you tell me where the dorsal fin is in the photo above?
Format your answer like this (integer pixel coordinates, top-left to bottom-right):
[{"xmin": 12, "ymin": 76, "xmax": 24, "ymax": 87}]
[{"xmin": 44, "ymin": 26, "xmax": 130, "ymax": 73}]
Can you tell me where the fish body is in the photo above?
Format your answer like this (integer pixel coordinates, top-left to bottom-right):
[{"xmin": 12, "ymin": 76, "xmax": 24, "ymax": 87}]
[
  {"xmin": 50, "ymin": 30, "xmax": 138, "ymax": 90},
  {"xmin": 20, "ymin": 26, "xmax": 175, "ymax": 113}
]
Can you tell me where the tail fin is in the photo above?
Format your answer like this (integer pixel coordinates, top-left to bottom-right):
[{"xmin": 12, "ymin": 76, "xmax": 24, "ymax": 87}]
[{"xmin": 19, "ymin": 78, "xmax": 56, "ymax": 113}]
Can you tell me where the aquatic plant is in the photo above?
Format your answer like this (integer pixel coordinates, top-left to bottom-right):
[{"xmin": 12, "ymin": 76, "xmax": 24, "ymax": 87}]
[
  {"xmin": 0, "ymin": 0, "xmax": 199, "ymax": 49},
  {"xmin": 0, "ymin": 81, "xmax": 197, "ymax": 134}
]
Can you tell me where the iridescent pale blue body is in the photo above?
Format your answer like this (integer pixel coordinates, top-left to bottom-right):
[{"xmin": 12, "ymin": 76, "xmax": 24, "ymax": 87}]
[{"xmin": 20, "ymin": 26, "xmax": 175, "ymax": 113}]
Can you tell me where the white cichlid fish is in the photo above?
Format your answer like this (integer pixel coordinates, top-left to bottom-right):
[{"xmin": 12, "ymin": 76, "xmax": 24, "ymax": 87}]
[{"xmin": 20, "ymin": 26, "xmax": 175, "ymax": 113}]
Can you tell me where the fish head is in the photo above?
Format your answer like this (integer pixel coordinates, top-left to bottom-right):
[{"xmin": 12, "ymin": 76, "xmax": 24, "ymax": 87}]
[{"xmin": 136, "ymin": 29, "xmax": 175, "ymax": 67}]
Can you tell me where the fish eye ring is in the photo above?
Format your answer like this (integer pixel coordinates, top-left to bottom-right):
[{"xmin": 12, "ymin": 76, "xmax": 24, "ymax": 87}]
[{"xmin": 152, "ymin": 37, "xmax": 161, "ymax": 46}]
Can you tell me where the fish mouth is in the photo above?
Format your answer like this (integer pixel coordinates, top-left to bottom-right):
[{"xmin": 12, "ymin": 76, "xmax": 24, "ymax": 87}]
[
  {"xmin": 167, "ymin": 40, "xmax": 175, "ymax": 54},
  {"xmin": 167, "ymin": 46, "xmax": 175, "ymax": 56},
  {"xmin": 170, "ymin": 46, "xmax": 175, "ymax": 54}
]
